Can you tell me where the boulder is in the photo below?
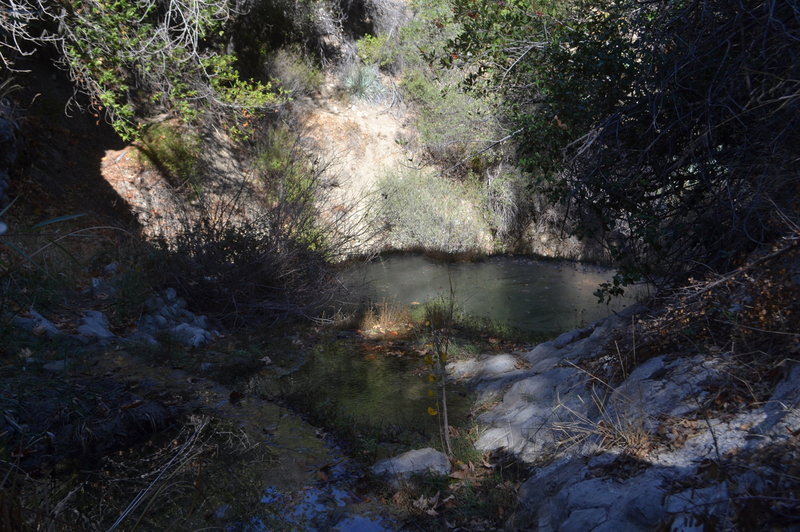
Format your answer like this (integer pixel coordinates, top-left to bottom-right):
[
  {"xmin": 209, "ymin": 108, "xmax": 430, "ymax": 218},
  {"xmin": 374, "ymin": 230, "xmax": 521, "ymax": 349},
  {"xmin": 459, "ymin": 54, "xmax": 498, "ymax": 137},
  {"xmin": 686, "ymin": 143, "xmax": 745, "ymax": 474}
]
[
  {"xmin": 78, "ymin": 310, "xmax": 115, "ymax": 340},
  {"xmin": 372, "ymin": 448, "xmax": 450, "ymax": 487},
  {"xmin": 171, "ymin": 322, "xmax": 214, "ymax": 347},
  {"xmin": 12, "ymin": 310, "xmax": 63, "ymax": 338}
]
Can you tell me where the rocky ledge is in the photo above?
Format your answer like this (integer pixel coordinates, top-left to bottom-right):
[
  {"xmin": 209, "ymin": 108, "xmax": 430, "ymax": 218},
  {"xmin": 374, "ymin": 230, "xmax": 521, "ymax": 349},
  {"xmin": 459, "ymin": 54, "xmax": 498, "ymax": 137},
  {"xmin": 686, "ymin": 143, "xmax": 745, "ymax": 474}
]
[{"xmin": 451, "ymin": 303, "xmax": 800, "ymax": 530}]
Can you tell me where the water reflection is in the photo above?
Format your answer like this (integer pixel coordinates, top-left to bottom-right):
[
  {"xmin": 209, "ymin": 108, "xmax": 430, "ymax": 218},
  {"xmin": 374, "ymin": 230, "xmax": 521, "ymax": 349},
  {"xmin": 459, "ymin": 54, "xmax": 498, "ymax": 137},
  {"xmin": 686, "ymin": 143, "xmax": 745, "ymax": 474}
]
[
  {"xmin": 342, "ymin": 256, "xmax": 646, "ymax": 333},
  {"xmin": 281, "ymin": 341, "xmax": 472, "ymax": 442}
]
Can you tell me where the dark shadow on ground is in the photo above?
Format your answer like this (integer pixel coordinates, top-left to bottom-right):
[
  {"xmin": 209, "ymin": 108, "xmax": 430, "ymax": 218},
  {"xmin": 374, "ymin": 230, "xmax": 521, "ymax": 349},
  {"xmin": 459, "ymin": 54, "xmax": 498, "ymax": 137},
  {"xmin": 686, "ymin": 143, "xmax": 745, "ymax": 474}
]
[{"xmin": 9, "ymin": 54, "xmax": 139, "ymax": 229}]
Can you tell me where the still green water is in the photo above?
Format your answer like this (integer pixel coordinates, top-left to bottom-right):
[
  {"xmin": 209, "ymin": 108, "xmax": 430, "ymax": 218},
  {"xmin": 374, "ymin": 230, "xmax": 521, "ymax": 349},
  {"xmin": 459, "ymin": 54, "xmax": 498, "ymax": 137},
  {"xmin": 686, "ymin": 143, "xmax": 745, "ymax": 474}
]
[
  {"xmin": 280, "ymin": 339, "xmax": 472, "ymax": 447},
  {"xmin": 282, "ymin": 256, "xmax": 646, "ymax": 446},
  {"xmin": 342, "ymin": 255, "xmax": 646, "ymax": 333}
]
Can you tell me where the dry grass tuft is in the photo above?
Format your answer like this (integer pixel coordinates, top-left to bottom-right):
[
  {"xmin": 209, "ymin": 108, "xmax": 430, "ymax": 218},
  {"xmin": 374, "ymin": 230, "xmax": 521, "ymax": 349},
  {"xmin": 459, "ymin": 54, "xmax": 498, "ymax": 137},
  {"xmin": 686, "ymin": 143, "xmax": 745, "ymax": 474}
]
[
  {"xmin": 554, "ymin": 387, "xmax": 654, "ymax": 459},
  {"xmin": 360, "ymin": 299, "xmax": 412, "ymax": 333}
]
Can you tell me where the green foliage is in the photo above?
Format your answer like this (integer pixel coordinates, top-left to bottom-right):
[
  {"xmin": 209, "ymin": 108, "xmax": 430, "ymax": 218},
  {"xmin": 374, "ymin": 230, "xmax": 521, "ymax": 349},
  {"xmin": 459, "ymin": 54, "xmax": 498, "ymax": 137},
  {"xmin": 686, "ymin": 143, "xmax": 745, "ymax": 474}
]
[
  {"xmin": 445, "ymin": 0, "xmax": 580, "ymax": 176},
  {"xmin": 255, "ymin": 123, "xmax": 318, "ymax": 216},
  {"xmin": 202, "ymin": 54, "xmax": 281, "ymax": 109},
  {"xmin": 341, "ymin": 63, "xmax": 385, "ymax": 102},
  {"xmin": 2, "ymin": 0, "xmax": 283, "ymax": 139},
  {"xmin": 396, "ymin": 0, "xmax": 460, "ymax": 68},
  {"xmin": 356, "ymin": 34, "xmax": 392, "ymax": 67},
  {"xmin": 400, "ymin": 70, "xmax": 438, "ymax": 104},
  {"xmin": 401, "ymin": 70, "xmax": 501, "ymax": 168},
  {"xmin": 364, "ymin": 0, "xmax": 502, "ymax": 168},
  {"xmin": 266, "ymin": 46, "xmax": 324, "ymax": 96},
  {"xmin": 137, "ymin": 123, "xmax": 202, "ymax": 193},
  {"xmin": 450, "ymin": 0, "xmax": 800, "ymax": 295},
  {"xmin": 375, "ymin": 170, "xmax": 490, "ymax": 254},
  {"xmin": 253, "ymin": 123, "xmax": 332, "ymax": 254}
]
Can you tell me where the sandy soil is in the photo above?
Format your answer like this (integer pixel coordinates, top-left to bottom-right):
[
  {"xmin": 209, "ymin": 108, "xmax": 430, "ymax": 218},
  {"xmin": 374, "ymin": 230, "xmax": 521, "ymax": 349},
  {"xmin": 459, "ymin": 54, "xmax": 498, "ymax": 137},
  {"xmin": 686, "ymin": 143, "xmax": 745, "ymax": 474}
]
[{"xmin": 300, "ymin": 75, "xmax": 415, "ymax": 209}]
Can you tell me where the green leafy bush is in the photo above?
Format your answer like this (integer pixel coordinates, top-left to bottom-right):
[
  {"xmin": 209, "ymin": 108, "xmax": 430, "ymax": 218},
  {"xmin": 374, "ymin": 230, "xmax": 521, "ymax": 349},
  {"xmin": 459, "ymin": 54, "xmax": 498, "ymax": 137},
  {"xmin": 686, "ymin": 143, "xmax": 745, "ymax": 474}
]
[
  {"xmin": 394, "ymin": 0, "xmax": 459, "ymax": 69},
  {"xmin": 402, "ymin": 71, "xmax": 500, "ymax": 168},
  {"xmin": 1, "ymin": 0, "xmax": 283, "ymax": 139},
  {"xmin": 356, "ymin": 34, "xmax": 391, "ymax": 67},
  {"xmin": 449, "ymin": 0, "xmax": 800, "ymax": 292}
]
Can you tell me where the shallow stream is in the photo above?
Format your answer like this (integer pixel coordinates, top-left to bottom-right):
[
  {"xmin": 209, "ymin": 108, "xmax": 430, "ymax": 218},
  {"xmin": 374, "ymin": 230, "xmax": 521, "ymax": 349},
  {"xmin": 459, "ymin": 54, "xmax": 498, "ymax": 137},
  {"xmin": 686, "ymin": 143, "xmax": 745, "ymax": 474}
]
[
  {"xmin": 279, "ymin": 255, "xmax": 646, "ymax": 456},
  {"xmin": 141, "ymin": 255, "xmax": 646, "ymax": 530}
]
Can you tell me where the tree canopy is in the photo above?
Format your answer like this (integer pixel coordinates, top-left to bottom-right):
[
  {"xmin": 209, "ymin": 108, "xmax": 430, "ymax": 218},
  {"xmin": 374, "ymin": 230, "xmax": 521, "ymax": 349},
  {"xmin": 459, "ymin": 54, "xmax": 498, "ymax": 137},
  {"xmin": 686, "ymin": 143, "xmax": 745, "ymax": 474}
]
[
  {"xmin": 449, "ymin": 0, "xmax": 800, "ymax": 294},
  {"xmin": 1, "ymin": 0, "xmax": 281, "ymax": 138}
]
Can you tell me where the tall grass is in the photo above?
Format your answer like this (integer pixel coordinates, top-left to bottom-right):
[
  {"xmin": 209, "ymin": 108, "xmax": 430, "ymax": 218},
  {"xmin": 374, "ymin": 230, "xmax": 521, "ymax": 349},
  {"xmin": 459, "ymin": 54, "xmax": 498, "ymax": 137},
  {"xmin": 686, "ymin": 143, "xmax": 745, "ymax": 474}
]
[{"xmin": 374, "ymin": 169, "xmax": 491, "ymax": 254}]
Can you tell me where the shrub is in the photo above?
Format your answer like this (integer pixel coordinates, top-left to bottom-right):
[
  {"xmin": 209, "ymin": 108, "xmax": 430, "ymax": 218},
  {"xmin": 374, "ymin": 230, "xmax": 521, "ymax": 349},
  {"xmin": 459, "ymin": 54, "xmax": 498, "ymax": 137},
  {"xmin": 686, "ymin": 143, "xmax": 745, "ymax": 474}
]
[
  {"xmin": 374, "ymin": 169, "xmax": 491, "ymax": 254},
  {"xmin": 393, "ymin": 0, "xmax": 458, "ymax": 69},
  {"xmin": 450, "ymin": 0, "xmax": 800, "ymax": 291},
  {"xmin": 154, "ymin": 207, "xmax": 334, "ymax": 327},
  {"xmin": 255, "ymin": 123, "xmax": 313, "ymax": 194},
  {"xmin": 481, "ymin": 165, "xmax": 529, "ymax": 242},
  {"xmin": 356, "ymin": 34, "xmax": 394, "ymax": 68},
  {"xmin": 341, "ymin": 63, "xmax": 385, "ymax": 102},
  {"xmin": 1, "ymin": 0, "xmax": 282, "ymax": 139},
  {"xmin": 137, "ymin": 123, "xmax": 201, "ymax": 194},
  {"xmin": 265, "ymin": 46, "xmax": 324, "ymax": 96},
  {"xmin": 153, "ymin": 123, "xmax": 365, "ymax": 326},
  {"xmin": 401, "ymin": 70, "xmax": 501, "ymax": 168}
]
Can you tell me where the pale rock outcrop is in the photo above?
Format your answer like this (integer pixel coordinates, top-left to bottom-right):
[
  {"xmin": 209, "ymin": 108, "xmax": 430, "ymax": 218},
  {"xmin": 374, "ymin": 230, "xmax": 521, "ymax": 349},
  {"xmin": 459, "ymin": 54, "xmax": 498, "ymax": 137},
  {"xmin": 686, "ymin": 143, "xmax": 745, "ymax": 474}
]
[{"xmin": 451, "ymin": 305, "xmax": 800, "ymax": 530}]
